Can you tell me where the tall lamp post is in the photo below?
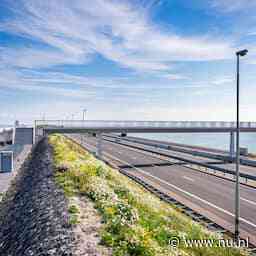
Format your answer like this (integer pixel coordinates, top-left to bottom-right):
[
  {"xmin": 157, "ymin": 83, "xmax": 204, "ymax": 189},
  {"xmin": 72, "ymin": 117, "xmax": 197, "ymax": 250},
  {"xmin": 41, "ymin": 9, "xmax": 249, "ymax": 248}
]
[
  {"xmin": 83, "ymin": 109, "xmax": 87, "ymax": 121},
  {"xmin": 235, "ymin": 49, "xmax": 248, "ymax": 241},
  {"xmin": 81, "ymin": 108, "xmax": 87, "ymax": 144}
]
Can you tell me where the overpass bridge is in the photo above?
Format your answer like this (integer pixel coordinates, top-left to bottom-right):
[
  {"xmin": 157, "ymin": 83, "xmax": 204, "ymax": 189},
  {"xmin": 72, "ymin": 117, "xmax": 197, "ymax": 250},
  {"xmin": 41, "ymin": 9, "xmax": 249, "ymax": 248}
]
[
  {"xmin": 34, "ymin": 120, "xmax": 256, "ymax": 159},
  {"xmin": 35, "ymin": 120, "xmax": 256, "ymax": 134}
]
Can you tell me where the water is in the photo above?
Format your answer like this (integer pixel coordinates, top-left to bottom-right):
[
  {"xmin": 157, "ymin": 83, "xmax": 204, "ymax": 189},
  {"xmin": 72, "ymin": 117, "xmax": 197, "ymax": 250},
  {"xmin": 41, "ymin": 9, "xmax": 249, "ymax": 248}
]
[
  {"xmin": 133, "ymin": 133, "xmax": 256, "ymax": 154},
  {"xmin": 0, "ymin": 124, "xmax": 12, "ymax": 128}
]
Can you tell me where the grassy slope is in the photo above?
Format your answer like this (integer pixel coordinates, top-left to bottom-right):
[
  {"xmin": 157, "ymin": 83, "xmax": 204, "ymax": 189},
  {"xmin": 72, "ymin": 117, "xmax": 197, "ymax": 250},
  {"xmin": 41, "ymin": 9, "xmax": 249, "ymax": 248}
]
[{"xmin": 49, "ymin": 134, "xmax": 246, "ymax": 256}]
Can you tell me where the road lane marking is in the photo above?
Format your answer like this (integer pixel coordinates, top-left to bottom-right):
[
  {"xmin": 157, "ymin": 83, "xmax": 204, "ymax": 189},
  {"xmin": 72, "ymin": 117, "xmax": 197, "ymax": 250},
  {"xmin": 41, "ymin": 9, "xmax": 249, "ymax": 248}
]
[
  {"xmin": 74, "ymin": 138, "xmax": 256, "ymax": 229},
  {"xmin": 241, "ymin": 197, "xmax": 256, "ymax": 206},
  {"xmin": 113, "ymin": 138, "xmax": 209, "ymax": 162},
  {"xmin": 183, "ymin": 176, "xmax": 195, "ymax": 182},
  {"xmin": 105, "ymin": 139, "xmax": 176, "ymax": 164},
  {"xmin": 101, "ymin": 151, "xmax": 256, "ymax": 229}
]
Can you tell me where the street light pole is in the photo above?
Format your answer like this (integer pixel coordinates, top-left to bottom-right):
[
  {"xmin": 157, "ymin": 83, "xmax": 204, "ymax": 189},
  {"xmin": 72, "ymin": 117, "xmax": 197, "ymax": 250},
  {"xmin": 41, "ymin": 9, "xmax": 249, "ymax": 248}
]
[
  {"xmin": 235, "ymin": 49, "xmax": 248, "ymax": 241},
  {"xmin": 81, "ymin": 109, "xmax": 87, "ymax": 145},
  {"xmin": 83, "ymin": 109, "xmax": 87, "ymax": 121}
]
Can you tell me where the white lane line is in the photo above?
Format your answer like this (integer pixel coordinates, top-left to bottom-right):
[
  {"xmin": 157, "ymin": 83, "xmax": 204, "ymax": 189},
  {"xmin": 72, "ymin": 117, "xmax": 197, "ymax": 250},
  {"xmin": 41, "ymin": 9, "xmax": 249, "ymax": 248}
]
[
  {"xmin": 241, "ymin": 197, "xmax": 256, "ymax": 206},
  {"xmin": 105, "ymin": 139, "xmax": 175, "ymax": 164},
  {"xmin": 76, "ymin": 139, "xmax": 256, "ymax": 228},
  {"xmin": 101, "ymin": 151, "xmax": 256, "ymax": 229},
  {"xmin": 183, "ymin": 176, "xmax": 195, "ymax": 182}
]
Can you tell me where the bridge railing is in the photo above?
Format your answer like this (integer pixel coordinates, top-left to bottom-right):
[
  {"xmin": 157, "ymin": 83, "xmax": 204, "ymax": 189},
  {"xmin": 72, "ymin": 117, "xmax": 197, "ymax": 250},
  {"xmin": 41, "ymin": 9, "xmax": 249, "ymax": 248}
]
[{"xmin": 34, "ymin": 120, "xmax": 256, "ymax": 129}]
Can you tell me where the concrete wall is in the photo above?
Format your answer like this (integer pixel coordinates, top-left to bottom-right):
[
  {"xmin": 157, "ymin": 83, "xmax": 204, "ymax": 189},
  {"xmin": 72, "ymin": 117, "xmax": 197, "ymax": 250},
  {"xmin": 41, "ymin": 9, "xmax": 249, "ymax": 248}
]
[{"xmin": 14, "ymin": 128, "xmax": 33, "ymax": 145}]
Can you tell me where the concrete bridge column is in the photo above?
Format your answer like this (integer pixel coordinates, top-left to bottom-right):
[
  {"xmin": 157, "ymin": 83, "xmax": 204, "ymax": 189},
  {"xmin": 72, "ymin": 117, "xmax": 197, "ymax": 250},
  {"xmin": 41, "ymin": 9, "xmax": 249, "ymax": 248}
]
[
  {"xmin": 230, "ymin": 131, "xmax": 235, "ymax": 159},
  {"xmin": 96, "ymin": 133, "xmax": 102, "ymax": 159}
]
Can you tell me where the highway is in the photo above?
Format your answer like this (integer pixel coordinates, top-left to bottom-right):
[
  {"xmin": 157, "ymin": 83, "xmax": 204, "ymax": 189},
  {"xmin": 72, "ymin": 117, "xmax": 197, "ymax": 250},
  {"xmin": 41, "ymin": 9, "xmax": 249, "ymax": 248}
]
[
  {"xmin": 103, "ymin": 135, "xmax": 256, "ymax": 180},
  {"xmin": 68, "ymin": 134, "xmax": 256, "ymax": 246},
  {"xmin": 106, "ymin": 134, "xmax": 256, "ymax": 169}
]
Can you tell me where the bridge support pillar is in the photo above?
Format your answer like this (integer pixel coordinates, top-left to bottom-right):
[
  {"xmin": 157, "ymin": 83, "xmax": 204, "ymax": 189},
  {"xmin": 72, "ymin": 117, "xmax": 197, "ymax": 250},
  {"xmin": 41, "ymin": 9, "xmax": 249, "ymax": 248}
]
[
  {"xmin": 96, "ymin": 133, "xmax": 102, "ymax": 159},
  {"xmin": 230, "ymin": 131, "xmax": 235, "ymax": 159}
]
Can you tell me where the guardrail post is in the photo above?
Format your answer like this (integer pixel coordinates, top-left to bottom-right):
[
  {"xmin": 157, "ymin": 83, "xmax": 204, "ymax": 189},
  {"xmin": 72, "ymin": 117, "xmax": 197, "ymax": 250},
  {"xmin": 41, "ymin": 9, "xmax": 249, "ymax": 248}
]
[
  {"xmin": 96, "ymin": 133, "xmax": 102, "ymax": 159},
  {"xmin": 230, "ymin": 131, "xmax": 235, "ymax": 159}
]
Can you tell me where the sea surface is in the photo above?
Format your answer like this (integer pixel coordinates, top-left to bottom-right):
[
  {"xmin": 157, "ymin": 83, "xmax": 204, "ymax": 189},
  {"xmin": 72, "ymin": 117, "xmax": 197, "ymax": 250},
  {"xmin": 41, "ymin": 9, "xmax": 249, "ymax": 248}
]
[
  {"xmin": 0, "ymin": 124, "xmax": 12, "ymax": 128},
  {"xmin": 134, "ymin": 133, "xmax": 256, "ymax": 154}
]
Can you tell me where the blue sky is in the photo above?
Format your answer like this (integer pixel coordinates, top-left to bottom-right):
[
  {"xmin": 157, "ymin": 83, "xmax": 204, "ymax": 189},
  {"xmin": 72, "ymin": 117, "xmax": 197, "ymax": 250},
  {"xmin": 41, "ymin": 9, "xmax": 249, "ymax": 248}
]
[{"xmin": 0, "ymin": 0, "xmax": 255, "ymax": 124}]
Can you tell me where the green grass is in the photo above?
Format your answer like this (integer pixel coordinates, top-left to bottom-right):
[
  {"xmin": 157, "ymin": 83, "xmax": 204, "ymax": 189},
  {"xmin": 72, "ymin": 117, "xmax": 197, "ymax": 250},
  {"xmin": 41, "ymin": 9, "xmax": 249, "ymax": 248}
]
[
  {"xmin": 69, "ymin": 214, "xmax": 79, "ymax": 225},
  {"xmin": 50, "ymin": 134, "xmax": 248, "ymax": 256},
  {"xmin": 68, "ymin": 205, "xmax": 80, "ymax": 214},
  {"xmin": 68, "ymin": 203, "xmax": 80, "ymax": 225}
]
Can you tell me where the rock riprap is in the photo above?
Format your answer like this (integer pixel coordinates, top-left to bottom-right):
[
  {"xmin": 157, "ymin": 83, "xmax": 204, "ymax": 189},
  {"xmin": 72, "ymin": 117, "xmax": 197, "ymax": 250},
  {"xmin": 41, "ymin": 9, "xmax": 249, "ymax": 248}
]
[{"xmin": 0, "ymin": 138, "xmax": 76, "ymax": 256}]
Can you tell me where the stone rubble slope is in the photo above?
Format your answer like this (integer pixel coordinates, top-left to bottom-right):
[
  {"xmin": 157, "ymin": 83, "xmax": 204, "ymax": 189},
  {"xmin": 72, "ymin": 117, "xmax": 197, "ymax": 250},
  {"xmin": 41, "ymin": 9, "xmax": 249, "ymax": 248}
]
[{"xmin": 0, "ymin": 138, "xmax": 76, "ymax": 256}]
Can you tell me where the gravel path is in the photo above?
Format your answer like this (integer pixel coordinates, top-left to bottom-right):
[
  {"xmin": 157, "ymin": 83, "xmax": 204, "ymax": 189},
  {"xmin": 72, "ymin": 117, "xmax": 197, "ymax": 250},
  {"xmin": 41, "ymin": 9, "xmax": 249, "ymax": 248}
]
[{"xmin": 0, "ymin": 138, "xmax": 76, "ymax": 256}]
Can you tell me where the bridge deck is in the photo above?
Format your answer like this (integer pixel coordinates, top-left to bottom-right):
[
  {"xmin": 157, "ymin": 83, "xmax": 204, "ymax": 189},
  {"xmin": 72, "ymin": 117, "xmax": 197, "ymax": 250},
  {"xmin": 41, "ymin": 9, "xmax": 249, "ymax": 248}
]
[
  {"xmin": 36, "ymin": 120, "xmax": 256, "ymax": 134},
  {"xmin": 44, "ymin": 126, "xmax": 256, "ymax": 133}
]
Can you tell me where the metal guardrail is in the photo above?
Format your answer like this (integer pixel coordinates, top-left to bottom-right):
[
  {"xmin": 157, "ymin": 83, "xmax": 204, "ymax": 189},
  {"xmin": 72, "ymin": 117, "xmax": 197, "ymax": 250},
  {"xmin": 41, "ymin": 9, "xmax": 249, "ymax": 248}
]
[
  {"xmin": 35, "ymin": 120, "xmax": 256, "ymax": 129},
  {"xmin": 105, "ymin": 133, "xmax": 256, "ymax": 167},
  {"xmin": 103, "ymin": 137, "xmax": 256, "ymax": 182}
]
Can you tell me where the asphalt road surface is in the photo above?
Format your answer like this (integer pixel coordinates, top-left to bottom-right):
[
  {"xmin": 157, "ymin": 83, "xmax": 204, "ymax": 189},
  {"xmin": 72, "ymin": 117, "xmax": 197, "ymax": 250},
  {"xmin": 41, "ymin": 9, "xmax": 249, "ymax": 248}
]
[
  {"xmin": 104, "ymin": 135, "xmax": 256, "ymax": 178},
  {"xmin": 68, "ymin": 134, "xmax": 256, "ymax": 246}
]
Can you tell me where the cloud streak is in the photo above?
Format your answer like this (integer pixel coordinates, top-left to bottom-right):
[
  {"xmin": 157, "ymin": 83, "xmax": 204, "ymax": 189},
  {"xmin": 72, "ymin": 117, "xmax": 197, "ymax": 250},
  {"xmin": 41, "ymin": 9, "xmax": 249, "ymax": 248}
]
[
  {"xmin": 2, "ymin": 0, "xmax": 252, "ymax": 124},
  {"xmin": 211, "ymin": 0, "xmax": 256, "ymax": 12},
  {"xmin": 1, "ymin": 0, "xmax": 234, "ymax": 72}
]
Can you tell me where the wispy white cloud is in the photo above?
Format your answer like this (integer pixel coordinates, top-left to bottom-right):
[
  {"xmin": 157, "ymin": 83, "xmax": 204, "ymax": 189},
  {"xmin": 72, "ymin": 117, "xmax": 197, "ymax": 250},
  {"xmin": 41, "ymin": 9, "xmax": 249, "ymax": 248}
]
[
  {"xmin": 163, "ymin": 73, "xmax": 190, "ymax": 80},
  {"xmin": 0, "ymin": 67, "xmax": 206, "ymax": 97},
  {"xmin": 247, "ymin": 31, "xmax": 256, "ymax": 36},
  {"xmin": 211, "ymin": 77, "xmax": 234, "ymax": 85},
  {"xmin": 211, "ymin": 0, "xmax": 256, "ymax": 12},
  {"xmin": 0, "ymin": 0, "xmax": 234, "ymax": 72},
  {"xmin": 0, "ymin": 68, "xmax": 97, "ymax": 99},
  {"xmin": 0, "ymin": 46, "xmax": 91, "ymax": 69}
]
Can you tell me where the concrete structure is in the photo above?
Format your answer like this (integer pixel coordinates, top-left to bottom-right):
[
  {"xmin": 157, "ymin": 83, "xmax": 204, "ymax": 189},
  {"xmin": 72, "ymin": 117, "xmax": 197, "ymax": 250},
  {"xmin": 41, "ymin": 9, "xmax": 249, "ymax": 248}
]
[
  {"xmin": 0, "ymin": 128, "xmax": 13, "ymax": 146},
  {"xmin": 0, "ymin": 132, "xmax": 32, "ymax": 173},
  {"xmin": 0, "ymin": 151, "xmax": 13, "ymax": 173},
  {"xmin": 230, "ymin": 131, "xmax": 235, "ymax": 158},
  {"xmin": 35, "ymin": 120, "xmax": 256, "ymax": 161},
  {"xmin": 35, "ymin": 120, "xmax": 256, "ymax": 134},
  {"xmin": 0, "ymin": 126, "xmax": 33, "ymax": 193},
  {"xmin": 0, "ymin": 126, "xmax": 33, "ymax": 174},
  {"xmin": 14, "ymin": 127, "xmax": 34, "ymax": 145}
]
